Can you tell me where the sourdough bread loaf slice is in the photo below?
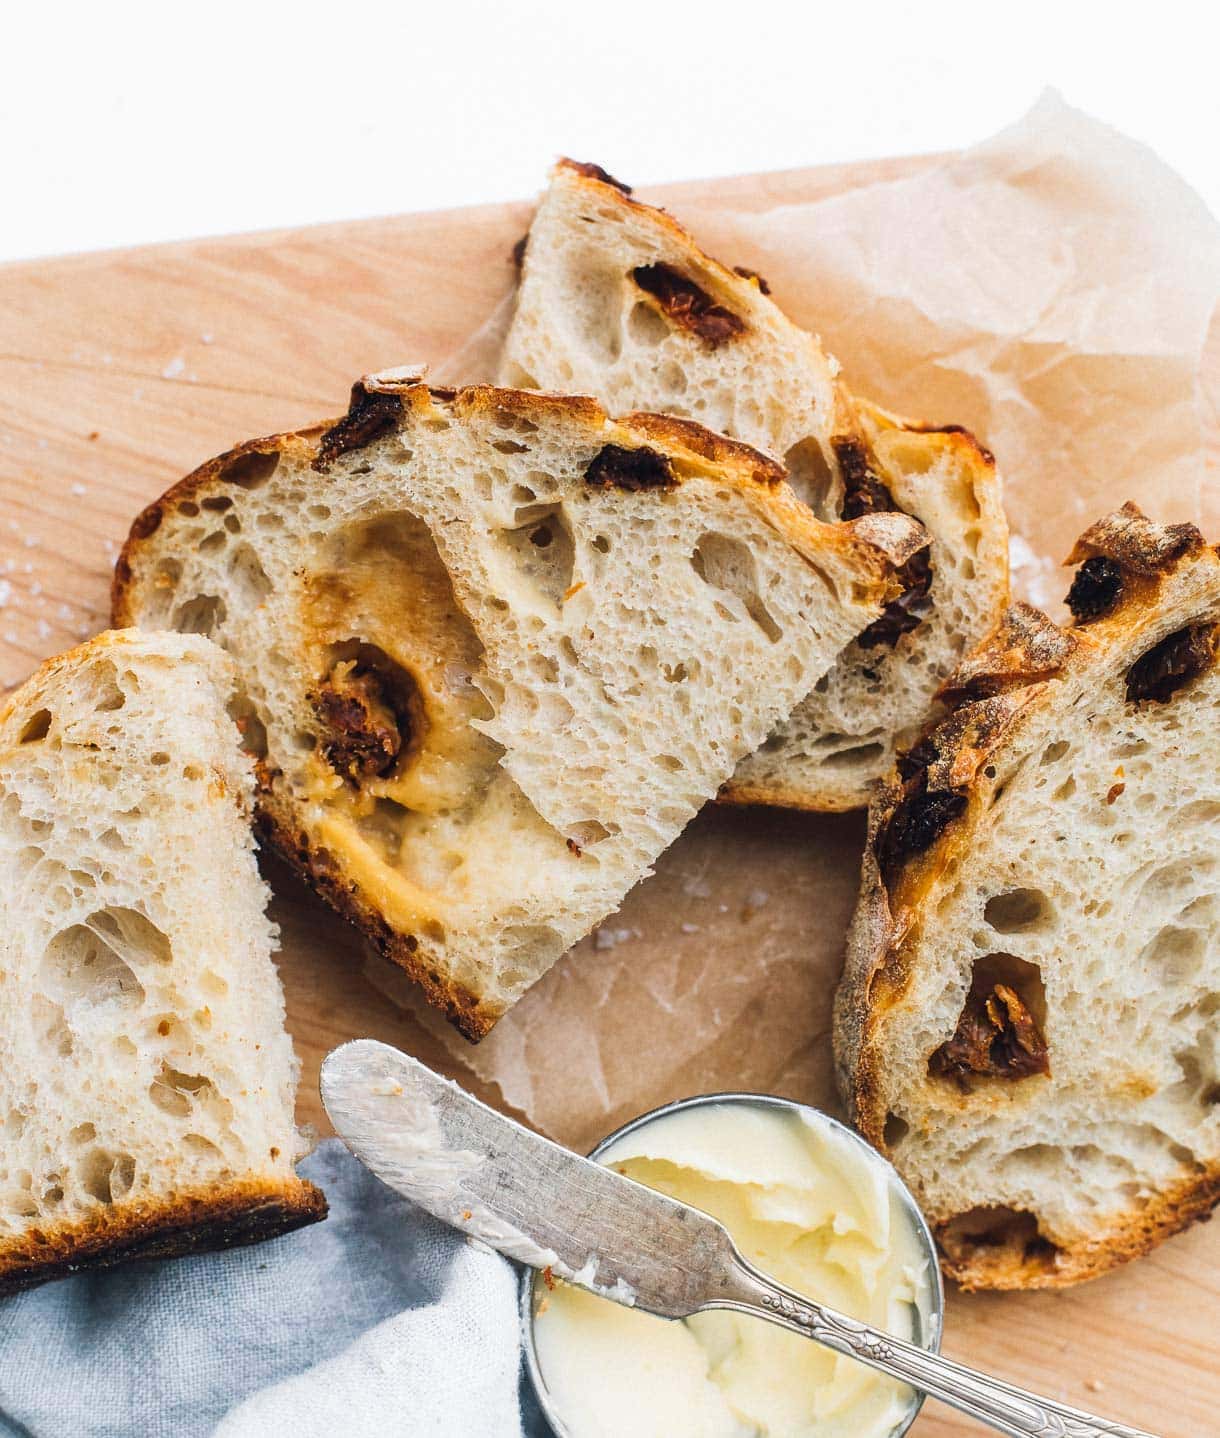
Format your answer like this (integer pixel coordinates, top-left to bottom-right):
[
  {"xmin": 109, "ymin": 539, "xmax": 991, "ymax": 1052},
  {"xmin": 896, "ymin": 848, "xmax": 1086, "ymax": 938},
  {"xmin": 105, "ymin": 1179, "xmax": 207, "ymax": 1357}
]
[
  {"xmin": 836, "ymin": 504, "xmax": 1220, "ymax": 1288},
  {"xmin": 501, "ymin": 159, "xmax": 1009, "ymax": 811},
  {"xmin": 0, "ymin": 630, "xmax": 324, "ymax": 1295},
  {"xmin": 113, "ymin": 375, "xmax": 924, "ymax": 1038}
]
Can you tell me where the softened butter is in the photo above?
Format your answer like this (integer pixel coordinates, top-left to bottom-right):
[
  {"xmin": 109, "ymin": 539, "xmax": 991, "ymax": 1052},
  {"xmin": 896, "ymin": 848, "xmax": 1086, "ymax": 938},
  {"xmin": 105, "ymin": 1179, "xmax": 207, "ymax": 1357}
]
[{"xmin": 532, "ymin": 1102, "xmax": 929, "ymax": 1438}]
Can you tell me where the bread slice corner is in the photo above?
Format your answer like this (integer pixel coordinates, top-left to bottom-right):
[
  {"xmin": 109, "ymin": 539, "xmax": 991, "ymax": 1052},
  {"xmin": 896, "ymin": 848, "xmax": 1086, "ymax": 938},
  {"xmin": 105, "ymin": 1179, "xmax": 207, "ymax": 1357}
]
[{"xmin": 837, "ymin": 503, "xmax": 1220, "ymax": 1287}]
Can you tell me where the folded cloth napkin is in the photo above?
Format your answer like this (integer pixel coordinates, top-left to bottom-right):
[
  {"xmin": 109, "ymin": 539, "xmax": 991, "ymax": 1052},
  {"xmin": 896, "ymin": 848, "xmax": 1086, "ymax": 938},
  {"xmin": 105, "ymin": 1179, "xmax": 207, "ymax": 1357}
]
[{"xmin": 0, "ymin": 1141, "xmax": 550, "ymax": 1437}]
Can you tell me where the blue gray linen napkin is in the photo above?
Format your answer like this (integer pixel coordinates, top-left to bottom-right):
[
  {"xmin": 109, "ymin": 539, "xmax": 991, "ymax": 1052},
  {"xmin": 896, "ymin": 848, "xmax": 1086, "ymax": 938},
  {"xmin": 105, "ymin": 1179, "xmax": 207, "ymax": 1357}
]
[{"xmin": 0, "ymin": 1141, "xmax": 550, "ymax": 1437}]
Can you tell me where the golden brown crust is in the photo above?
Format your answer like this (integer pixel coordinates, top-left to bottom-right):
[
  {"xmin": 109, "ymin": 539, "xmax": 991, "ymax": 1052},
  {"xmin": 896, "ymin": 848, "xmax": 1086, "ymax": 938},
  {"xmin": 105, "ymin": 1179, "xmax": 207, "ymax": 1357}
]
[
  {"xmin": 940, "ymin": 1163, "xmax": 1220, "ymax": 1290},
  {"xmin": 837, "ymin": 503, "xmax": 1220, "ymax": 1288},
  {"xmin": 716, "ymin": 776, "xmax": 862, "ymax": 813},
  {"xmin": 319, "ymin": 374, "xmax": 792, "ymax": 493},
  {"xmin": 0, "ymin": 1175, "xmax": 326, "ymax": 1297},
  {"xmin": 621, "ymin": 411, "xmax": 785, "ymax": 486},
  {"xmin": 852, "ymin": 395, "xmax": 999, "ymax": 473},
  {"xmin": 255, "ymin": 799, "xmax": 502, "ymax": 1042},
  {"xmin": 937, "ymin": 601, "xmax": 1076, "ymax": 707},
  {"xmin": 1065, "ymin": 499, "xmax": 1204, "ymax": 574},
  {"xmin": 111, "ymin": 381, "xmax": 917, "ymax": 633},
  {"xmin": 444, "ymin": 382, "xmax": 607, "ymax": 432},
  {"xmin": 112, "ymin": 431, "xmax": 320, "ymax": 625},
  {"xmin": 556, "ymin": 158, "xmax": 633, "ymax": 195}
]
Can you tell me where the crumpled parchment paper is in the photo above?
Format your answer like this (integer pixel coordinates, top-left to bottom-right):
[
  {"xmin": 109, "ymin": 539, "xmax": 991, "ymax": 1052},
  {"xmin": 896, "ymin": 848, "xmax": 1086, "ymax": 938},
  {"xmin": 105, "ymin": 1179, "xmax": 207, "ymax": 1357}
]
[{"xmin": 406, "ymin": 90, "xmax": 1220, "ymax": 1149}]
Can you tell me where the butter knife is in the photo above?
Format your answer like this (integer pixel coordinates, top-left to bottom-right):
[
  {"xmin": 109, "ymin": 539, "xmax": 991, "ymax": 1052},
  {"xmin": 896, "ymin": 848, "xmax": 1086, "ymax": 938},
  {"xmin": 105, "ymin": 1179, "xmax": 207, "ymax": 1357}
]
[{"xmin": 320, "ymin": 1039, "xmax": 1157, "ymax": 1438}]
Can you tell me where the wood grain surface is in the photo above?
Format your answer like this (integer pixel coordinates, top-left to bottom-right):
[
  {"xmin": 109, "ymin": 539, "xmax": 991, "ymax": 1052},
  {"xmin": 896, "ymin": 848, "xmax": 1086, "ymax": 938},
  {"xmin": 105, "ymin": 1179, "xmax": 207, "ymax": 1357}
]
[{"xmin": 1, "ymin": 155, "xmax": 1216, "ymax": 1436}]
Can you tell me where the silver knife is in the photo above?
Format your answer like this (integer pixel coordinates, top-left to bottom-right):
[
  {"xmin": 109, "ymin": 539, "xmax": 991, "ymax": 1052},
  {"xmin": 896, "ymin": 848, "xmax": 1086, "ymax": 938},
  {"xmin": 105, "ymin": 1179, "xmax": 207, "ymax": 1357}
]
[{"xmin": 320, "ymin": 1039, "xmax": 1157, "ymax": 1438}]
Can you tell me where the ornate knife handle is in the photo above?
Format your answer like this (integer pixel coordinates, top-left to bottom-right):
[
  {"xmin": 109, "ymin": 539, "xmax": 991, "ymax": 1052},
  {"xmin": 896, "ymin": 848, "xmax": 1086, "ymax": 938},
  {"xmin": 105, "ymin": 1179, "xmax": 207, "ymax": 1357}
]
[{"xmin": 718, "ymin": 1260, "xmax": 1159, "ymax": 1438}]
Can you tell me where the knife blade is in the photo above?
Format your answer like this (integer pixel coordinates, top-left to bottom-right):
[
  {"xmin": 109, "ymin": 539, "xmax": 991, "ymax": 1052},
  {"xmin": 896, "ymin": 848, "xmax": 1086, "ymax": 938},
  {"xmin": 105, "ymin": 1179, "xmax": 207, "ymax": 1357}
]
[{"xmin": 319, "ymin": 1037, "xmax": 742, "ymax": 1315}]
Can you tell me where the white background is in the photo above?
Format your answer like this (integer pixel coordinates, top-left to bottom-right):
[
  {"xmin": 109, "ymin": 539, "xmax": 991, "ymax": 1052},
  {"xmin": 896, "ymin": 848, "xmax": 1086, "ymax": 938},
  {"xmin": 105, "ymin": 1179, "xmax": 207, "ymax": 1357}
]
[{"xmin": 3, "ymin": 0, "xmax": 1217, "ymax": 264}]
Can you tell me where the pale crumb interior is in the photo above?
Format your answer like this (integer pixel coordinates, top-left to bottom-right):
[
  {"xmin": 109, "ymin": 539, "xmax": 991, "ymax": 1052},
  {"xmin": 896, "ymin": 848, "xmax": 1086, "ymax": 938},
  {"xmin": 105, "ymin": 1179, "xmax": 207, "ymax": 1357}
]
[{"xmin": 0, "ymin": 633, "xmax": 306, "ymax": 1240}]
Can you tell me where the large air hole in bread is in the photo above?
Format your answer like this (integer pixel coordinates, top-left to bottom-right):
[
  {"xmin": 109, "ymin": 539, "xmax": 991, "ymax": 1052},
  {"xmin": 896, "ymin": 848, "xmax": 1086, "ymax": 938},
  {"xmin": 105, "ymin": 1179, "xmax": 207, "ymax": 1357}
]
[
  {"xmin": 781, "ymin": 436, "xmax": 837, "ymax": 520},
  {"xmin": 929, "ymin": 953, "xmax": 1049, "ymax": 1089},
  {"xmin": 40, "ymin": 907, "xmax": 172, "ymax": 1010},
  {"xmin": 983, "ymin": 887, "xmax": 1055, "ymax": 934},
  {"xmin": 494, "ymin": 502, "xmax": 576, "ymax": 611},
  {"xmin": 936, "ymin": 1206, "xmax": 1059, "ymax": 1283},
  {"xmin": 690, "ymin": 532, "xmax": 783, "ymax": 643}
]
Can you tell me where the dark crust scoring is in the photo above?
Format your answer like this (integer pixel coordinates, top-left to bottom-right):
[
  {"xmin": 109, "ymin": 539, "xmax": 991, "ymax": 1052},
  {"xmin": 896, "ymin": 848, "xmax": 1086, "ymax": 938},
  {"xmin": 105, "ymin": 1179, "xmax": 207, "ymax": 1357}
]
[
  {"xmin": 630, "ymin": 263, "xmax": 746, "ymax": 348},
  {"xmin": 938, "ymin": 602, "xmax": 1076, "ymax": 707},
  {"xmin": 557, "ymin": 158, "xmax": 633, "ymax": 195},
  {"xmin": 0, "ymin": 1178, "xmax": 326, "ymax": 1297},
  {"xmin": 584, "ymin": 443, "xmax": 676, "ymax": 492},
  {"xmin": 1066, "ymin": 501, "xmax": 1203, "ymax": 575}
]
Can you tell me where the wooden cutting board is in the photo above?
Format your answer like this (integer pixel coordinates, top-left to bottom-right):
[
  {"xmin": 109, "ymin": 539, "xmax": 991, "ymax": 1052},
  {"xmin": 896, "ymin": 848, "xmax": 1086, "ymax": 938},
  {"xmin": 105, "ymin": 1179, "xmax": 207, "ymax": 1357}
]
[{"xmin": 2, "ymin": 156, "xmax": 1216, "ymax": 1436}]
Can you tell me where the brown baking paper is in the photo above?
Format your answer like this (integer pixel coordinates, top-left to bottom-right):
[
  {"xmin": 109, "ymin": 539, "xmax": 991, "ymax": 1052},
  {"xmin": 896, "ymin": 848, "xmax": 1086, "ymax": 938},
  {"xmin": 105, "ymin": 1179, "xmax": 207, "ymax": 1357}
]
[{"xmin": 412, "ymin": 90, "xmax": 1220, "ymax": 1149}]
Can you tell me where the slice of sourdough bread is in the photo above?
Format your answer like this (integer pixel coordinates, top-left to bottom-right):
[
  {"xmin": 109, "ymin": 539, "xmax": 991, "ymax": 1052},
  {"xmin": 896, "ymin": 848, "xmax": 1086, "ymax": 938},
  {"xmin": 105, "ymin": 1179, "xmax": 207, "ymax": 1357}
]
[
  {"xmin": 836, "ymin": 504, "xmax": 1220, "ymax": 1288},
  {"xmin": 113, "ymin": 375, "xmax": 925, "ymax": 1039},
  {"xmin": 500, "ymin": 159, "xmax": 1009, "ymax": 811},
  {"xmin": 0, "ymin": 630, "xmax": 324, "ymax": 1296}
]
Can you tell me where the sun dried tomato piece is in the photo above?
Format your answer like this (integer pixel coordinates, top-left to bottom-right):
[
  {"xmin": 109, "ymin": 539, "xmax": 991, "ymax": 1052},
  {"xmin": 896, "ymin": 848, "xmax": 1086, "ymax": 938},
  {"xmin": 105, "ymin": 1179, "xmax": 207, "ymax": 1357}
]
[
  {"xmin": 876, "ymin": 744, "xmax": 966, "ymax": 885},
  {"xmin": 858, "ymin": 548, "xmax": 934, "ymax": 650},
  {"xmin": 584, "ymin": 444, "xmax": 676, "ymax": 492},
  {"xmin": 313, "ymin": 665, "xmax": 407, "ymax": 781},
  {"xmin": 931, "ymin": 976, "xmax": 1050, "ymax": 1083},
  {"xmin": 1125, "ymin": 623, "xmax": 1219, "ymax": 703},
  {"xmin": 631, "ymin": 264, "xmax": 745, "ymax": 347},
  {"xmin": 1066, "ymin": 556, "xmax": 1124, "ymax": 624}
]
